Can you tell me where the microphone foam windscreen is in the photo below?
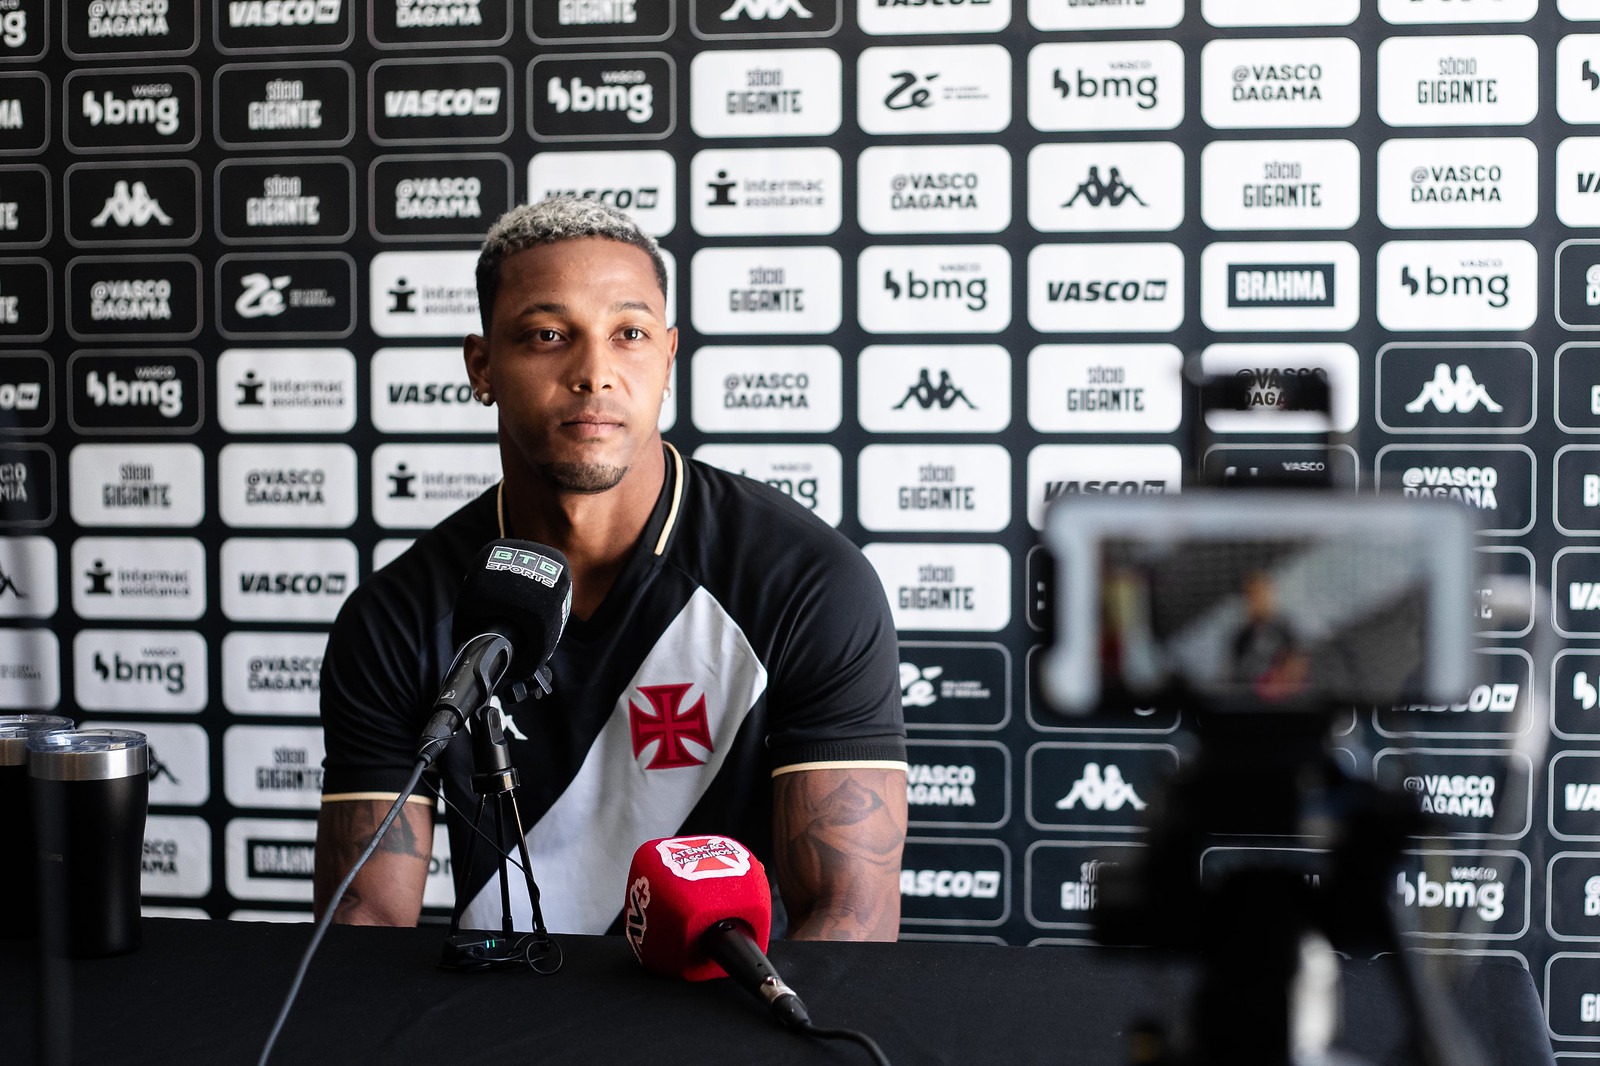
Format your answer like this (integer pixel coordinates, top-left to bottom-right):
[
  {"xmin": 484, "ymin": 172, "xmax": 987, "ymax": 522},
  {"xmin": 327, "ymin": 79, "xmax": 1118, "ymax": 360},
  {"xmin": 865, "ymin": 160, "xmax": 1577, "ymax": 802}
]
[
  {"xmin": 624, "ymin": 835, "xmax": 772, "ymax": 982},
  {"xmin": 453, "ymin": 539, "xmax": 573, "ymax": 676}
]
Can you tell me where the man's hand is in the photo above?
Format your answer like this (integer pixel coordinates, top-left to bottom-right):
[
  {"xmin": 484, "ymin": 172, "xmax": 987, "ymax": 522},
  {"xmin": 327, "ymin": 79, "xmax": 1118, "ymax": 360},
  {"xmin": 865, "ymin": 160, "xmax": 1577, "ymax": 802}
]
[
  {"xmin": 313, "ymin": 798, "xmax": 434, "ymax": 925},
  {"xmin": 772, "ymin": 766, "xmax": 908, "ymax": 941}
]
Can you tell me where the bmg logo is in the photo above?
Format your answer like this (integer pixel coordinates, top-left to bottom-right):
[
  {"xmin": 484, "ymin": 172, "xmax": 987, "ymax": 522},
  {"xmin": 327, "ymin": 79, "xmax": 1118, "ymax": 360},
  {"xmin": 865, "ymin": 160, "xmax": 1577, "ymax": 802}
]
[
  {"xmin": 1, "ymin": 10, "xmax": 24, "ymax": 48},
  {"xmin": 1052, "ymin": 67, "xmax": 1158, "ymax": 111},
  {"xmin": 547, "ymin": 74, "xmax": 653, "ymax": 123},
  {"xmin": 883, "ymin": 268, "xmax": 987, "ymax": 311},
  {"xmin": 82, "ymin": 87, "xmax": 180, "ymax": 136},
  {"xmin": 93, "ymin": 650, "xmax": 185, "ymax": 693},
  {"xmin": 1400, "ymin": 263, "xmax": 1509, "ymax": 309},
  {"xmin": 85, "ymin": 369, "xmax": 183, "ymax": 418}
]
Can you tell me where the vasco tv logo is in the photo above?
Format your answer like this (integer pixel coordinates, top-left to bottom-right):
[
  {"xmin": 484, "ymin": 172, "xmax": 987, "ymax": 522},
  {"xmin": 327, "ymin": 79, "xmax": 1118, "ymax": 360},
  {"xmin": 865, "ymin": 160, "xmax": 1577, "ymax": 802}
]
[
  {"xmin": 371, "ymin": 58, "xmax": 511, "ymax": 144},
  {"xmin": 531, "ymin": 54, "xmax": 674, "ymax": 140},
  {"xmin": 218, "ymin": 0, "xmax": 347, "ymax": 50},
  {"xmin": 67, "ymin": 70, "xmax": 199, "ymax": 151}
]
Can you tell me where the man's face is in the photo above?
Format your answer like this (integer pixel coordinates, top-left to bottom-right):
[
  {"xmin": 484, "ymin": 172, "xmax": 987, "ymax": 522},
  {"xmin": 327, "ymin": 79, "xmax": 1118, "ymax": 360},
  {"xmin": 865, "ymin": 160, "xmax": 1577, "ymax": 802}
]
[{"xmin": 466, "ymin": 237, "xmax": 676, "ymax": 494}]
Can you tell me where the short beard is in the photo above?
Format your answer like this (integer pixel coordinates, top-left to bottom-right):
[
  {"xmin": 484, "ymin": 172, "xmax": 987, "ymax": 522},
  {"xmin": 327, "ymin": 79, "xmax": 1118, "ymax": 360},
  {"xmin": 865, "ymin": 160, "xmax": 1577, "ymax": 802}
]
[{"xmin": 540, "ymin": 461, "xmax": 628, "ymax": 494}]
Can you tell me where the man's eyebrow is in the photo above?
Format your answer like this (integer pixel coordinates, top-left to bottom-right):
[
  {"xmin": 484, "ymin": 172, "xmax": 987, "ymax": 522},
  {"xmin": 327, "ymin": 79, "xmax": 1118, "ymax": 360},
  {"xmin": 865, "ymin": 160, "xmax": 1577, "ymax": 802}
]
[{"xmin": 613, "ymin": 299, "xmax": 658, "ymax": 314}]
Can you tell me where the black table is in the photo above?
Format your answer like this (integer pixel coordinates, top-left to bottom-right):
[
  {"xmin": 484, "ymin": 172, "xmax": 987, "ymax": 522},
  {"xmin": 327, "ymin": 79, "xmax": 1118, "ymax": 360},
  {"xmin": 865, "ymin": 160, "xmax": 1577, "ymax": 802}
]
[{"xmin": 2, "ymin": 919, "xmax": 1555, "ymax": 1065}]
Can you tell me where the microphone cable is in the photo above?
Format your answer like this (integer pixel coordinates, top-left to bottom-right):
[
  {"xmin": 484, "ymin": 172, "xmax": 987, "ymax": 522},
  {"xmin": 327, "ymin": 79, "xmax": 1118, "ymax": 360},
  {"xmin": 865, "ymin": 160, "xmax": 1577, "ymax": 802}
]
[
  {"xmin": 257, "ymin": 756, "xmax": 426, "ymax": 1066},
  {"xmin": 797, "ymin": 1021, "xmax": 893, "ymax": 1066}
]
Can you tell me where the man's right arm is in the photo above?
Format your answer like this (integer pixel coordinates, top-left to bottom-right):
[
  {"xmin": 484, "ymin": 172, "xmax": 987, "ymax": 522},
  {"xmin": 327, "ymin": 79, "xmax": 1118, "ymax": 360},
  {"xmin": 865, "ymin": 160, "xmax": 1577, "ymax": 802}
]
[{"xmin": 313, "ymin": 797, "xmax": 434, "ymax": 925}]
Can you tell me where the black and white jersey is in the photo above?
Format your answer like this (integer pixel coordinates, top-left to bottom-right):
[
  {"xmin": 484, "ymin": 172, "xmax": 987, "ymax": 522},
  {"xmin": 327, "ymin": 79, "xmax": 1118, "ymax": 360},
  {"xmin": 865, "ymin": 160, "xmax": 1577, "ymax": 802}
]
[{"xmin": 320, "ymin": 444, "xmax": 907, "ymax": 933}]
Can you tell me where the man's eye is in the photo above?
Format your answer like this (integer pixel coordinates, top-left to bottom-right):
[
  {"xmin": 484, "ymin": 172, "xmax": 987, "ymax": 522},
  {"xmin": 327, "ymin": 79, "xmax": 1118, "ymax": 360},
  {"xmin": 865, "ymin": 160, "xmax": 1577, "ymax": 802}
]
[
  {"xmin": 620, "ymin": 327, "xmax": 645, "ymax": 341},
  {"xmin": 534, "ymin": 328, "xmax": 561, "ymax": 342}
]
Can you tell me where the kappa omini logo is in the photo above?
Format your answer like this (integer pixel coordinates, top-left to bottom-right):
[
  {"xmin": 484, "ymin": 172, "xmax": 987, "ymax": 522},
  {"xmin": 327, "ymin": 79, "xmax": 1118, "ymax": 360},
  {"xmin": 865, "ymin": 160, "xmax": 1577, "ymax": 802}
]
[
  {"xmin": 1406, "ymin": 363, "xmax": 1502, "ymax": 414},
  {"xmin": 721, "ymin": 0, "xmax": 811, "ymax": 17},
  {"xmin": 1055, "ymin": 763, "xmax": 1147, "ymax": 812},
  {"xmin": 629, "ymin": 682, "xmax": 713, "ymax": 769},
  {"xmin": 91, "ymin": 181, "xmax": 172, "ymax": 228},
  {"xmin": 655, "ymin": 835, "xmax": 752, "ymax": 880}
]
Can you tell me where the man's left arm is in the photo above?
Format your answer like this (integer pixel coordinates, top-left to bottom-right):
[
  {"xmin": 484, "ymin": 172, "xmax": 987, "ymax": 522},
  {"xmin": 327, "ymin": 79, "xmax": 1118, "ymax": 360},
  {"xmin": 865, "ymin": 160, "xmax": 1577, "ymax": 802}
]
[{"xmin": 772, "ymin": 764, "xmax": 907, "ymax": 941}]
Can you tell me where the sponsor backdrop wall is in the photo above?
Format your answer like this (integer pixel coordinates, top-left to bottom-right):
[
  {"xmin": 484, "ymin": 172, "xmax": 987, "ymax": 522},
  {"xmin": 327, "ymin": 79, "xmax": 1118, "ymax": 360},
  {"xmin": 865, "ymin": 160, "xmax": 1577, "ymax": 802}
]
[{"xmin": 6, "ymin": 0, "xmax": 1600, "ymax": 1047}]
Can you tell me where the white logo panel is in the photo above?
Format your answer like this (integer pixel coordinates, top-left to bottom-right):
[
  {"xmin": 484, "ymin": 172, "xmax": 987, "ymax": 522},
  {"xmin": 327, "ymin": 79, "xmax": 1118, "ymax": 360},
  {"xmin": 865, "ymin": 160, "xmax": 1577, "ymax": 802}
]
[
  {"xmin": 690, "ymin": 48, "xmax": 842, "ymax": 138},
  {"xmin": 0, "ymin": 628, "xmax": 59, "ymax": 711},
  {"xmin": 368, "ymin": 250, "xmax": 480, "ymax": 337},
  {"xmin": 140, "ymin": 815, "xmax": 212, "ymax": 899},
  {"xmin": 690, "ymin": 246, "xmax": 841, "ymax": 335},
  {"xmin": 370, "ymin": 348, "xmax": 496, "ymax": 434},
  {"xmin": 1028, "ymin": 41, "xmax": 1185, "ymax": 132},
  {"xmin": 1200, "ymin": 139, "xmax": 1360, "ymax": 231},
  {"xmin": 1200, "ymin": 343, "xmax": 1361, "ymax": 434},
  {"xmin": 1199, "ymin": 241, "xmax": 1360, "ymax": 332},
  {"xmin": 1380, "ymin": 0, "xmax": 1535, "ymax": 23},
  {"xmin": 73, "ymin": 629, "xmax": 207, "ymax": 714},
  {"xmin": 1378, "ymin": 36, "xmax": 1539, "ymax": 127},
  {"xmin": 0, "ymin": 536, "xmax": 57, "ymax": 620},
  {"xmin": 224, "ymin": 724, "xmax": 325, "ymax": 811},
  {"xmin": 1027, "ymin": 345, "xmax": 1184, "ymax": 434},
  {"xmin": 1557, "ymin": 138, "xmax": 1600, "ymax": 227},
  {"xmin": 83, "ymin": 721, "xmax": 209, "ymax": 807},
  {"xmin": 217, "ymin": 348, "xmax": 356, "ymax": 434},
  {"xmin": 858, "ymin": 0, "xmax": 1011, "ymax": 35},
  {"xmin": 691, "ymin": 346, "xmax": 840, "ymax": 433},
  {"xmin": 692, "ymin": 443, "xmax": 841, "ymax": 527},
  {"xmin": 1028, "ymin": 142, "xmax": 1184, "ymax": 233},
  {"xmin": 221, "ymin": 537, "xmax": 357, "ymax": 623},
  {"xmin": 527, "ymin": 150, "xmax": 677, "ymax": 237},
  {"xmin": 690, "ymin": 147, "xmax": 841, "ymax": 237},
  {"xmin": 221, "ymin": 631, "xmax": 327, "ymax": 717},
  {"xmin": 858, "ymin": 144, "xmax": 1012, "ymax": 235},
  {"xmin": 1030, "ymin": 0, "xmax": 1180, "ymax": 30},
  {"xmin": 857, "ymin": 444, "xmax": 1011, "ymax": 533},
  {"xmin": 1028, "ymin": 243, "xmax": 1185, "ymax": 334},
  {"xmin": 1560, "ymin": 35, "xmax": 1600, "ymax": 125},
  {"xmin": 1376, "ymin": 240, "xmax": 1537, "ymax": 331},
  {"xmin": 219, "ymin": 443, "xmax": 357, "ymax": 529},
  {"xmin": 371, "ymin": 443, "xmax": 500, "ymax": 530},
  {"xmin": 858, "ymin": 346, "xmax": 1012, "ymax": 434},
  {"xmin": 72, "ymin": 536, "xmax": 206, "ymax": 621},
  {"xmin": 225, "ymin": 818, "xmax": 315, "ymax": 903},
  {"xmin": 857, "ymin": 45, "xmax": 1012, "ymax": 135},
  {"xmin": 1377, "ymin": 138, "xmax": 1538, "ymax": 229},
  {"xmin": 859, "ymin": 244, "xmax": 1011, "ymax": 335},
  {"xmin": 1200, "ymin": 37, "xmax": 1361, "ymax": 129},
  {"xmin": 1027, "ymin": 444, "xmax": 1183, "ymax": 530},
  {"xmin": 1202, "ymin": 0, "xmax": 1357, "ymax": 26},
  {"xmin": 69, "ymin": 443, "xmax": 205, "ymax": 528},
  {"xmin": 1562, "ymin": 0, "xmax": 1600, "ymax": 18},
  {"xmin": 863, "ymin": 542, "xmax": 1011, "ymax": 633}
]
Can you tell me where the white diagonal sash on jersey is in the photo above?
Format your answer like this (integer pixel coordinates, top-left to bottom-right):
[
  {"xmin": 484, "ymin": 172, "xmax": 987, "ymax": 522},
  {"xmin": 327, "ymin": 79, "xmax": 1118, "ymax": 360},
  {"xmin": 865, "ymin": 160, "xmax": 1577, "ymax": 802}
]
[{"xmin": 462, "ymin": 586, "xmax": 769, "ymax": 933}]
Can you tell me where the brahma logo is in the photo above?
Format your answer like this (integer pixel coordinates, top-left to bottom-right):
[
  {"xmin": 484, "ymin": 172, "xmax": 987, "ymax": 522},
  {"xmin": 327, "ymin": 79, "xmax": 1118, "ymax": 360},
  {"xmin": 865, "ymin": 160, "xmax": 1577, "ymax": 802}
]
[
  {"xmin": 1226, "ymin": 263, "xmax": 1335, "ymax": 307},
  {"xmin": 654, "ymin": 835, "xmax": 750, "ymax": 880},
  {"xmin": 1201, "ymin": 243, "xmax": 1358, "ymax": 331},
  {"xmin": 629, "ymin": 683, "xmax": 713, "ymax": 769}
]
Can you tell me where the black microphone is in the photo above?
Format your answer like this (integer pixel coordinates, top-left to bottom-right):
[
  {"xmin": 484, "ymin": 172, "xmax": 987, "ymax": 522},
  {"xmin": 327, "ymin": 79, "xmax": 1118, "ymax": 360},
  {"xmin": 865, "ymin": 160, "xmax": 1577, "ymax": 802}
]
[{"xmin": 415, "ymin": 539, "xmax": 572, "ymax": 768}]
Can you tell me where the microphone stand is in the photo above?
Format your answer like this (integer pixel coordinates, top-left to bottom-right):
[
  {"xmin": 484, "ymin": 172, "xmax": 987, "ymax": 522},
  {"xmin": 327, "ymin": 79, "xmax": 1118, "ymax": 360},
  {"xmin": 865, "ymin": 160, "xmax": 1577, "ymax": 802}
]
[{"xmin": 439, "ymin": 699, "xmax": 559, "ymax": 973}]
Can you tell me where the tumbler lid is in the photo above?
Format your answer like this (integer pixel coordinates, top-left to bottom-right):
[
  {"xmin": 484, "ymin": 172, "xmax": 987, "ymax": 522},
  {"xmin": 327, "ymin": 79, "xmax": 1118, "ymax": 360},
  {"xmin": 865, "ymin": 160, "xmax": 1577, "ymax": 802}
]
[
  {"xmin": 0, "ymin": 715, "xmax": 74, "ymax": 766},
  {"xmin": 26, "ymin": 729, "xmax": 148, "ymax": 781}
]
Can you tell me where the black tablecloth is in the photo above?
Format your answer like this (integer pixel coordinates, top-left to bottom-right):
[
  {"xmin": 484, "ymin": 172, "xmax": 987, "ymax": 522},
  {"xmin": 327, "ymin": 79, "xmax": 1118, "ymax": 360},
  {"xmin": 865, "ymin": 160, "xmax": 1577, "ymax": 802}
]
[{"xmin": 2, "ymin": 918, "xmax": 1555, "ymax": 1065}]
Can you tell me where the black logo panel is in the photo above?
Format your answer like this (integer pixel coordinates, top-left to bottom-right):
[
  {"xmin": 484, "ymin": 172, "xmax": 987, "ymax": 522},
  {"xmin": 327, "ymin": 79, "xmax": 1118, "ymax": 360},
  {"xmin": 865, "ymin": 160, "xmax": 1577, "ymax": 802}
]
[
  {"xmin": 1025, "ymin": 841, "xmax": 1143, "ymax": 930},
  {"xmin": 214, "ymin": 62, "xmax": 353, "ymax": 147},
  {"xmin": 1375, "ymin": 446, "xmax": 1534, "ymax": 536},
  {"xmin": 0, "ymin": 73, "xmax": 47, "ymax": 154},
  {"xmin": 370, "ymin": 0, "xmax": 509, "ymax": 47},
  {"xmin": 67, "ymin": 350, "xmax": 202, "ymax": 434},
  {"xmin": 1557, "ymin": 446, "xmax": 1600, "ymax": 535},
  {"xmin": 0, "ymin": 258, "xmax": 49, "ymax": 340},
  {"xmin": 0, "ymin": 0, "xmax": 47, "ymax": 61},
  {"xmin": 529, "ymin": 0, "xmax": 671, "ymax": 42},
  {"xmin": 1547, "ymin": 853, "xmax": 1600, "ymax": 940},
  {"xmin": 216, "ymin": 158, "xmax": 354, "ymax": 243},
  {"xmin": 0, "ymin": 351, "xmax": 52, "ymax": 433},
  {"xmin": 1552, "ymin": 753, "xmax": 1600, "ymax": 842},
  {"xmin": 66, "ymin": 255, "xmax": 200, "ymax": 340},
  {"xmin": 371, "ymin": 57, "xmax": 512, "ymax": 143},
  {"xmin": 1375, "ymin": 749, "xmax": 1532, "ymax": 839},
  {"xmin": 528, "ymin": 53, "xmax": 674, "ymax": 140},
  {"xmin": 1558, "ymin": 241, "xmax": 1600, "ymax": 330},
  {"xmin": 66, "ymin": 0, "xmax": 198, "ymax": 57},
  {"xmin": 66, "ymin": 160, "xmax": 199, "ymax": 246},
  {"xmin": 905, "ymin": 740, "xmax": 1009, "ymax": 829},
  {"xmin": 371, "ymin": 154, "xmax": 510, "ymax": 240},
  {"xmin": 899, "ymin": 641, "xmax": 1009, "ymax": 731},
  {"xmin": 0, "ymin": 442, "xmax": 51, "ymax": 525},
  {"xmin": 64, "ymin": 67, "xmax": 199, "ymax": 152},
  {"xmin": 1558, "ymin": 549, "xmax": 1600, "ymax": 637},
  {"xmin": 1554, "ymin": 650, "xmax": 1600, "ymax": 740},
  {"xmin": 899, "ymin": 837, "xmax": 1009, "ymax": 927},
  {"xmin": 1024, "ymin": 644, "xmax": 1181, "ymax": 735},
  {"xmin": 691, "ymin": 0, "xmax": 839, "ymax": 37},
  {"xmin": 1202, "ymin": 446, "xmax": 1358, "ymax": 489},
  {"xmin": 1376, "ymin": 345, "xmax": 1535, "ymax": 433},
  {"xmin": 0, "ymin": 164, "xmax": 46, "ymax": 244},
  {"xmin": 1557, "ymin": 344, "xmax": 1600, "ymax": 432},
  {"xmin": 216, "ymin": 252, "xmax": 355, "ymax": 337},
  {"xmin": 216, "ymin": 0, "xmax": 351, "ymax": 52},
  {"xmin": 1026, "ymin": 743, "xmax": 1177, "ymax": 832},
  {"xmin": 1375, "ymin": 649, "xmax": 1531, "ymax": 739}
]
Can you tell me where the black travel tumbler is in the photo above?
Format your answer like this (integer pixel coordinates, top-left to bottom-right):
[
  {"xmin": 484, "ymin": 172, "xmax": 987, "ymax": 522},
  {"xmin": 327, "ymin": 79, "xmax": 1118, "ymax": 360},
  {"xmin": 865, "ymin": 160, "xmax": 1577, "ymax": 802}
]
[{"xmin": 0, "ymin": 715, "xmax": 72, "ymax": 938}]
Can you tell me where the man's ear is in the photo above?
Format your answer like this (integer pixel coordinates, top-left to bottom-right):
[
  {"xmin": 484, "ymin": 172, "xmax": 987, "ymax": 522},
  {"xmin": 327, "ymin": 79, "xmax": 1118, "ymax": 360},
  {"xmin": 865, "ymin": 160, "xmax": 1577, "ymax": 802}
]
[
  {"xmin": 464, "ymin": 332, "xmax": 490, "ymax": 394},
  {"xmin": 664, "ymin": 325, "xmax": 678, "ymax": 378}
]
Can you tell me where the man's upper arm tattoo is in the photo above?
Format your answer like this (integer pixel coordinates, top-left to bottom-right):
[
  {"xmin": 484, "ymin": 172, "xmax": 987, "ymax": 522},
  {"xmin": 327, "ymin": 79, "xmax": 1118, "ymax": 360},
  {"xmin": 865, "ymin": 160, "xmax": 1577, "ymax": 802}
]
[{"xmin": 772, "ymin": 769, "xmax": 906, "ymax": 939}]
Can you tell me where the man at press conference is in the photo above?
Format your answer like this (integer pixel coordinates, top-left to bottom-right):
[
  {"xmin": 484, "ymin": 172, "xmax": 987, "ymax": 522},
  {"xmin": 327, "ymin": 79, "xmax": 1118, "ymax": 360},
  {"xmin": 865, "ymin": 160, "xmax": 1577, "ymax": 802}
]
[{"xmin": 312, "ymin": 195, "xmax": 909, "ymax": 941}]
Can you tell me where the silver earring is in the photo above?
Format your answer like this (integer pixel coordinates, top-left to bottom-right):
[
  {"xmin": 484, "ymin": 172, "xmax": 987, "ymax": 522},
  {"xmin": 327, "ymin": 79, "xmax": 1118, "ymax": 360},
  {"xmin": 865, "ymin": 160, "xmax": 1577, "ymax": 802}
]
[{"xmin": 477, "ymin": 391, "xmax": 493, "ymax": 406}]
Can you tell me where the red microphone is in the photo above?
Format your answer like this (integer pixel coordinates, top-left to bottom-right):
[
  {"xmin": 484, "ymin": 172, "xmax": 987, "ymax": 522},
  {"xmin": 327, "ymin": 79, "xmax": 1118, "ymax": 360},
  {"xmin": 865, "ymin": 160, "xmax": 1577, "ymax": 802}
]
[{"xmin": 625, "ymin": 835, "xmax": 812, "ymax": 1029}]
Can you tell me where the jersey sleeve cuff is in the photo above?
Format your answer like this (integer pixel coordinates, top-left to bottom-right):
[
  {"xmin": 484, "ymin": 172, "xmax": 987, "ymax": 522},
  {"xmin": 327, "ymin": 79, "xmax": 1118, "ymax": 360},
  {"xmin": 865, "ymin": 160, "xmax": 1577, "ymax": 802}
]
[{"xmin": 769, "ymin": 733, "xmax": 907, "ymax": 775}]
